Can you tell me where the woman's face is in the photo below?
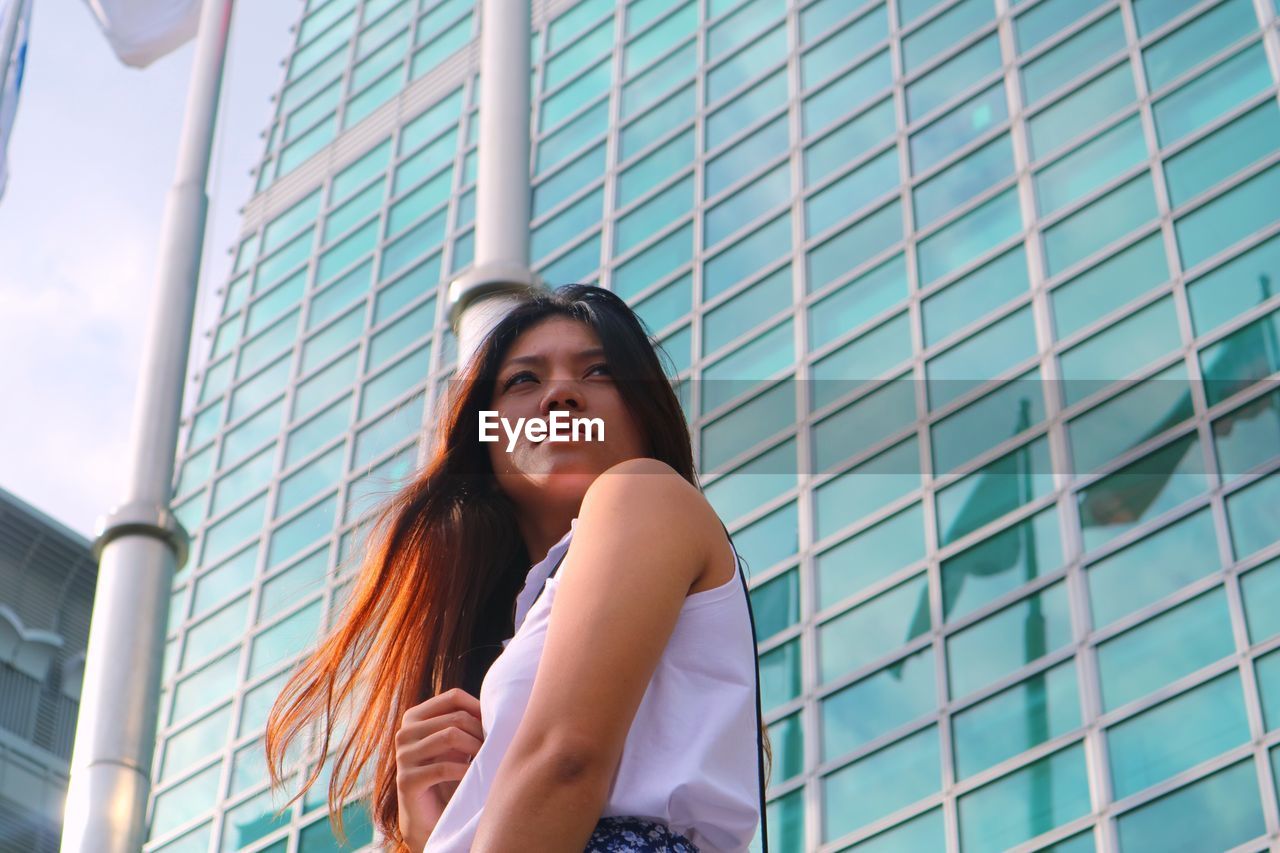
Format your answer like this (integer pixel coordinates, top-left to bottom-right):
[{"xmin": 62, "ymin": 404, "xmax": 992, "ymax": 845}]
[{"xmin": 485, "ymin": 315, "xmax": 650, "ymax": 513}]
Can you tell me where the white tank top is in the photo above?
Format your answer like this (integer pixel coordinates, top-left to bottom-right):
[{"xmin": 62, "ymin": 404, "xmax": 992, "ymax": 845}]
[{"xmin": 424, "ymin": 518, "xmax": 762, "ymax": 852}]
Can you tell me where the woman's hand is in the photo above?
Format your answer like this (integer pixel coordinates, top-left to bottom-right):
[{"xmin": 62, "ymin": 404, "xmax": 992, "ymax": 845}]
[{"xmin": 395, "ymin": 686, "xmax": 485, "ymax": 852}]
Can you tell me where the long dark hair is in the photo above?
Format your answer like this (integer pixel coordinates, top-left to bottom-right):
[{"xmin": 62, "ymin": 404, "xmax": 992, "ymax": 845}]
[{"xmin": 263, "ymin": 283, "xmax": 771, "ymax": 848}]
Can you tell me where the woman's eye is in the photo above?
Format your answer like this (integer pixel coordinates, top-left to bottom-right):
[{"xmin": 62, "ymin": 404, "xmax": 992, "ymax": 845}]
[
  {"xmin": 503, "ymin": 371, "xmax": 535, "ymax": 390},
  {"xmin": 588, "ymin": 363, "xmax": 611, "ymax": 377}
]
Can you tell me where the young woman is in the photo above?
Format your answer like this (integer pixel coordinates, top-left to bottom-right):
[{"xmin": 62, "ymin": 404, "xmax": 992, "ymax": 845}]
[{"xmin": 264, "ymin": 284, "xmax": 771, "ymax": 852}]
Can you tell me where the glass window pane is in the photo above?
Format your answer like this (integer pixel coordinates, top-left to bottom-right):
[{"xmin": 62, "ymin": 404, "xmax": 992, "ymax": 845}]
[
  {"xmin": 822, "ymin": 726, "xmax": 940, "ymax": 842},
  {"xmin": 1035, "ymin": 115, "xmax": 1146, "ymax": 218},
  {"xmin": 704, "ymin": 438, "xmax": 796, "ymax": 526},
  {"xmin": 952, "ymin": 658, "xmax": 1080, "ymax": 780},
  {"xmin": 811, "ymin": 374, "xmax": 915, "ymax": 473},
  {"xmin": 1164, "ymin": 101, "xmax": 1280, "ymax": 210},
  {"xmin": 760, "ymin": 636, "xmax": 802, "ymax": 714},
  {"xmin": 1151, "ymin": 43, "xmax": 1272, "ymax": 147},
  {"xmin": 204, "ymin": 495, "xmax": 268, "ymax": 566},
  {"xmin": 800, "ymin": 4, "xmax": 888, "ymax": 89},
  {"xmin": 1142, "ymin": 0, "xmax": 1256, "ymax": 92},
  {"xmin": 1115, "ymin": 759, "xmax": 1265, "ymax": 852},
  {"xmin": 1021, "ymin": 11, "xmax": 1125, "ymax": 109},
  {"xmin": 1068, "ymin": 363, "xmax": 1194, "ymax": 474},
  {"xmin": 632, "ymin": 272, "xmax": 691, "ymax": 333},
  {"xmin": 1077, "ymin": 431, "xmax": 1206, "ymax": 553},
  {"xmin": 150, "ymin": 762, "xmax": 222, "ymax": 842},
  {"xmin": 709, "ymin": 164, "xmax": 790, "ymax": 248},
  {"xmin": 917, "ymin": 186, "xmax": 1020, "ymax": 287},
  {"xmin": 807, "ymin": 147, "xmax": 898, "ymax": 239},
  {"xmin": 702, "ymin": 381, "xmax": 795, "ymax": 470},
  {"xmin": 810, "ymin": 311, "xmax": 912, "ymax": 410},
  {"xmin": 1043, "ymin": 172, "xmax": 1158, "ymax": 278},
  {"xmin": 923, "ymin": 245, "xmax": 1027, "ymax": 346},
  {"xmin": 267, "ymin": 495, "xmax": 337, "ymax": 572},
  {"xmin": 941, "ymin": 503, "xmax": 1062, "ymax": 621},
  {"xmin": 619, "ymin": 85, "xmax": 695, "ymax": 162},
  {"xmin": 368, "ymin": 298, "xmax": 434, "ymax": 370},
  {"xmin": 249, "ymin": 599, "xmax": 324, "ymax": 680},
  {"xmin": 807, "ymin": 97, "xmax": 894, "ymax": 186},
  {"xmin": 822, "ymin": 646, "xmax": 935, "ymax": 761},
  {"xmin": 621, "ymin": 39, "xmax": 695, "ymax": 119},
  {"xmin": 817, "ymin": 502, "xmax": 924, "ymax": 610},
  {"xmin": 915, "ymin": 134, "xmax": 1012, "ymax": 230},
  {"xmin": 903, "ymin": 0, "xmax": 992, "ymax": 75},
  {"xmin": 1225, "ymin": 469, "xmax": 1280, "ymax": 561},
  {"xmin": 847, "ymin": 808, "xmax": 944, "ymax": 852},
  {"xmin": 1175, "ymin": 162, "xmax": 1280, "ymax": 272},
  {"xmin": 1050, "ymin": 231, "xmax": 1168, "ymax": 340},
  {"xmin": 546, "ymin": 19, "xmax": 612, "ymax": 91},
  {"xmin": 750, "ymin": 565, "xmax": 799, "ymax": 643},
  {"xmin": 220, "ymin": 786, "xmax": 292, "ymax": 852},
  {"xmin": 1027, "ymin": 61, "xmax": 1136, "ymax": 163},
  {"xmin": 277, "ymin": 443, "xmax": 345, "ymax": 519},
  {"xmin": 947, "ymin": 580, "xmax": 1073, "ymax": 700},
  {"xmin": 1057, "ymin": 294, "xmax": 1181, "ymax": 407},
  {"xmin": 708, "ymin": 25, "xmax": 787, "ymax": 104},
  {"xmin": 807, "ymin": 253, "xmax": 907, "ymax": 344},
  {"xmin": 926, "ymin": 305, "xmax": 1037, "ymax": 411},
  {"xmin": 957, "ymin": 742, "xmax": 1090, "ymax": 853},
  {"xmin": 1015, "ymin": 0, "xmax": 1108, "ymax": 53},
  {"xmin": 802, "ymin": 51, "xmax": 892, "ymax": 138},
  {"xmin": 1241, "ymin": 557, "xmax": 1280, "ymax": 645},
  {"xmin": 1096, "ymin": 586, "xmax": 1233, "ymax": 712},
  {"xmin": 704, "ymin": 266, "xmax": 791, "ymax": 356},
  {"xmin": 1107, "ymin": 669, "xmax": 1249, "ymax": 800},
  {"xmin": 807, "ymin": 201, "xmax": 902, "ymax": 294},
  {"xmin": 613, "ymin": 221, "xmax": 692, "ymax": 300},
  {"xmin": 701, "ymin": 320, "xmax": 793, "ymax": 414},
  {"xmin": 161, "ymin": 705, "xmax": 232, "ymax": 783},
  {"xmin": 183, "ymin": 595, "xmax": 251, "ymax": 669},
  {"xmin": 820, "ymin": 573, "xmax": 929, "ymax": 683},
  {"xmin": 617, "ymin": 176, "xmax": 693, "ymax": 257},
  {"xmin": 813, "ymin": 436, "xmax": 920, "ymax": 539},
  {"xmin": 294, "ymin": 349, "xmax": 359, "ymax": 420},
  {"xmin": 1186, "ymin": 231, "xmax": 1280, "ymax": 336},
  {"xmin": 710, "ymin": 67, "xmax": 788, "ymax": 150},
  {"xmin": 173, "ymin": 649, "xmax": 240, "ymax": 725},
  {"xmin": 705, "ymin": 213, "xmax": 792, "ymax": 301},
  {"xmin": 930, "ymin": 368, "xmax": 1044, "ymax": 474},
  {"xmin": 910, "ymin": 82, "xmax": 1006, "ymax": 175},
  {"xmin": 906, "ymin": 33, "xmax": 999, "ymax": 122}
]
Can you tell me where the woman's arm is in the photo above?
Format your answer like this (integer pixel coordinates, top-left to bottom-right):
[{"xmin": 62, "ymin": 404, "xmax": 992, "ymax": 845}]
[{"xmin": 470, "ymin": 457, "xmax": 719, "ymax": 852}]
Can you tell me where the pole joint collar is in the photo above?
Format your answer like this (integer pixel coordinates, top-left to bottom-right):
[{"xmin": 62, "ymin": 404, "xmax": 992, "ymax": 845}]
[
  {"xmin": 91, "ymin": 502, "xmax": 191, "ymax": 570},
  {"xmin": 447, "ymin": 263, "xmax": 545, "ymax": 332}
]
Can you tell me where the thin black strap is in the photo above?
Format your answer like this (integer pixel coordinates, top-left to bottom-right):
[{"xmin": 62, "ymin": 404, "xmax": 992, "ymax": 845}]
[{"xmin": 533, "ymin": 527, "xmax": 770, "ymax": 852}]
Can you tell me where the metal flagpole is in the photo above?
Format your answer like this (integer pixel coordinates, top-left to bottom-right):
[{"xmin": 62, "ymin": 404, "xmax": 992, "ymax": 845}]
[
  {"xmin": 447, "ymin": 0, "xmax": 543, "ymax": 364},
  {"xmin": 61, "ymin": 0, "xmax": 235, "ymax": 850}
]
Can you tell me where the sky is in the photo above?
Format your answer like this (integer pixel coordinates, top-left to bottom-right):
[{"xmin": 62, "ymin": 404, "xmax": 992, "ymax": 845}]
[{"xmin": 0, "ymin": 0, "xmax": 300, "ymax": 538}]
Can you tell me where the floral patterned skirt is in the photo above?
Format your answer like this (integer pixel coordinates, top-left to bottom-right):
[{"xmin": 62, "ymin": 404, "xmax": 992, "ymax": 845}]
[{"xmin": 584, "ymin": 816, "xmax": 701, "ymax": 852}]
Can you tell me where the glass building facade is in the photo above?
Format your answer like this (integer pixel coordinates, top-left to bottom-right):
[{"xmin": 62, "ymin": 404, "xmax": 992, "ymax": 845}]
[{"xmin": 148, "ymin": 0, "xmax": 1280, "ymax": 850}]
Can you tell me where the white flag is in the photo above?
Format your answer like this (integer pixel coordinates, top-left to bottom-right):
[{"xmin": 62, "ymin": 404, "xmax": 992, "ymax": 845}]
[
  {"xmin": 0, "ymin": 0, "xmax": 32, "ymax": 202},
  {"xmin": 83, "ymin": 0, "xmax": 201, "ymax": 68}
]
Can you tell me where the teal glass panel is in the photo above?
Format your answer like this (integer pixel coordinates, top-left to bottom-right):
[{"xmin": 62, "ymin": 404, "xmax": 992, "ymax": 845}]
[
  {"xmin": 619, "ymin": 84, "xmax": 695, "ymax": 161},
  {"xmin": 705, "ymin": 213, "xmax": 792, "ymax": 300},
  {"xmin": 952, "ymin": 658, "xmax": 1080, "ymax": 780},
  {"xmin": 408, "ymin": 12, "xmax": 472, "ymax": 80},
  {"xmin": 613, "ymin": 221, "xmax": 692, "ymax": 300},
  {"xmin": 238, "ymin": 311, "xmax": 300, "ymax": 382},
  {"xmin": 906, "ymin": 33, "xmax": 1000, "ymax": 122},
  {"xmin": 161, "ymin": 704, "xmax": 231, "ymax": 784},
  {"xmin": 847, "ymin": 808, "xmax": 944, "ymax": 852},
  {"xmin": 183, "ymin": 595, "xmax": 250, "ymax": 669},
  {"xmin": 810, "ymin": 313, "xmax": 911, "ymax": 411},
  {"xmin": 547, "ymin": 0, "xmax": 611, "ymax": 52},
  {"xmin": 1151, "ymin": 43, "xmax": 1272, "ymax": 147},
  {"xmin": 707, "ymin": 0, "xmax": 785, "ymax": 62},
  {"xmin": 172, "ymin": 649, "xmax": 239, "ymax": 724},
  {"xmin": 808, "ymin": 200, "xmax": 902, "ymax": 294},
  {"xmin": 1035, "ymin": 115, "xmax": 1146, "ymax": 217},
  {"xmin": 1043, "ymin": 172, "xmax": 1157, "ymax": 278},
  {"xmin": 1165, "ymin": 102, "xmax": 1280, "ymax": 210},
  {"xmin": 701, "ymin": 320, "xmax": 793, "ymax": 414},
  {"xmin": 1096, "ymin": 586, "xmax": 1233, "ymax": 711},
  {"xmin": 1108, "ymin": 669, "xmax": 1249, "ymax": 800},
  {"xmin": 767, "ymin": 710, "xmax": 805, "ymax": 783},
  {"xmin": 220, "ymin": 786, "xmax": 291, "ymax": 851},
  {"xmin": 811, "ymin": 376, "xmax": 915, "ymax": 473},
  {"xmin": 807, "ymin": 147, "xmax": 898, "ymax": 238},
  {"xmin": 759, "ymin": 786, "xmax": 805, "ymax": 853},
  {"xmin": 633, "ymin": 272, "xmax": 691, "ymax": 333},
  {"xmin": 819, "ymin": 573, "xmax": 929, "ymax": 683},
  {"xmin": 277, "ymin": 444, "xmax": 345, "ymax": 519},
  {"xmin": 619, "ymin": 131, "xmax": 692, "ymax": 211},
  {"xmin": 309, "ymin": 260, "xmax": 372, "ymax": 331},
  {"xmin": 947, "ymin": 580, "xmax": 1073, "ymax": 700},
  {"xmin": 1050, "ymin": 232, "xmax": 1168, "ymax": 339},
  {"xmin": 1188, "ymin": 234, "xmax": 1280, "ymax": 338},
  {"xmin": 704, "ymin": 438, "xmax": 796, "ymax": 526},
  {"xmin": 536, "ymin": 99, "xmax": 609, "ymax": 173},
  {"xmin": 942, "ymin": 504, "xmax": 1062, "ymax": 621},
  {"xmin": 176, "ymin": 444, "xmax": 216, "ymax": 498},
  {"xmin": 203, "ymin": 494, "xmax": 268, "ymax": 565},
  {"xmin": 1241, "ymin": 557, "xmax": 1280, "ymax": 645},
  {"xmin": 237, "ymin": 670, "xmax": 289, "ymax": 737},
  {"xmin": 750, "ymin": 565, "xmax": 799, "ymax": 642},
  {"xmin": 709, "ymin": 68, "xmax": 787, "ymax": 151},
  {"xmin": 704, "ymin": 266, "xmax": 791, "ymax": 356},
  {"xmin": 361, "ymin": 344, "xmax": 430, "ymax": 419},
  {"xmin": 381, "ymin": 207, "xmax": 447, "ymax": 281},
  {"xmin": 254, "ymin": 228, "xmax": 313, "ymax": 294},
  {"xmin": 902, "ymin": 0, "xmax": 992, "ymax": 75},
  {"xmin": 760, "ymin": 636, "xmax": 802, "ymax": 713},
  {"xmin": 930, "ymin": 368, "xmax": 1044, "ymax": 475},
  {"xmin": 813, "ymin": 437, "xmax": 920, "ymax": 539},
  {"xmin": 1014, "ymin": 0, "xmax": 1107, "ymax": 53},
  {"xmin": 249, "ymin": 598, "xmax": 323, "ymax": 680},
  {"xmin": 817, "ymin": 502, "xmax": 924, "ymax": 609},
  {"xmin": 297, "ymin": 801, "xmax": 373, "ymax": 852},
  {"xmin": 330, "ymin": 139, "xmax": 390, "ymax": 207},
  {"xmin": 1131, "ymin": 0, "xmax": 1201, "ymax": 36},
  {"xmin": 808, "ymin": 253, "xmax": 907, "ymax": 346},
  {"xmin": 935, "ymin": 431, "xmax": 1054, "ymax": 544},
  {"xmin": 1201, "ymin": 307, "xmax": 1280, "ymax": 405},
  {"xmin": 210, "ymin": 445, "xmax": 275, "ymax": 518},
  {"xmin": 617, "ymin": 176, "xmax": 692, "ymax": 257},
  {"xmin": 294, "ymin": 349, "xmax": 359, "ymax": 420},
  {"xmin": 399, "ymin": 90, "xmax": 462, "ymax": 157},
  {"xmin": 353, "ymin": 392, "xmax": 424, "ymax": 468},
  {"xmin": 1027, "ymin": 61, "xmax": 1136, "ymax": 162},
  {"xmin": 262, "ymin": 190, "xmax": 322, "ymax": 256},
  {"xmin": 822, "ymin": 646, "xmax": 935, "ymax": 761},
  {"xmin": 531, "ymin": 186, "xmax": 602, "ymax": 261},
  {"xmin": 539, "ymin": 232, "xmax": 601, "ymax": 286},
  {"xmin": 1257, "ymin": 646, "xmax": 1280, "ymax": 730},
  {"xmin": 221, "ymin": 402, "xmax": 284, "ymax": 474},
  {"xmin": 278, "ymin": 115, "xmax": 337, "ymax": 177},
  {"xmin": 344, "ymin": 443, "xmax": 416, "ymax": 523},
  {"xmin": 802, "ymin": 51, "xmax": 892, "ymax": 138},
  {"xmin": 374, "ymin": 255, "xmax": 436, "ymax": 323},
  {"xmin": 267, "ymin": 493, "xmax": 337, "ymax": 572},
  {"xmin": 542, "ymin": 58, "xmax": 612, "ymax": 133},
  {"xmin": 807, "ymin": 97, "xmax": 894, "ymax": 185},
  {"xmin": 192, "ymin": 545, "xmax": 257, "ymax": 618},
  {"xmin": 150, "ymin": 762, "xmax": 222, "ymax": 841},
  {"xmin": 958, "ymin": 743, "xmax": 1090, "ymax": 853},
  {"xmin": 387, "ymin": 168, "xmax": 449, "ymax": 240},
  {"xmin": 368, "ymin": 298, "xmax": 433, "ymax": 370},
  {"xmin": 323, "ymin": 182, "xmax": 382, "ymax": 249},
  {"xmin": 926, "ymin": 305, "xmax": 1037, "ymax": 411},
  {"xmin": 547, "ymin": 18, "xmax": 611, "ymax": 91},
  {"xmin": 1087, "ymin": 506, "xmax": 1219, "ymax": 629},
  {"xmin": 301, "ymin": 305, "xmax": 364, "ymax": 377},
  {"xmin": 708, "ymin": 25, "xmax": 787, "ymax": 105},
  {"xmin": 1142, "ymin": 0, "xmax": 1256, "ymax": 92},
  {"xmin": 1021, "ymin": 11, "xmax": 1125, "ymax": 109},
  {"xmin": 708, "ymin": 162, "xmax": 792, "ymax": 246},
  {"xmin": 624, "ymin": 3, "xmax": 693, "ymax": 76},
  {"xmin": 1068, "ymin": 363, "xmax": 1194, "ymax": 474},
  {"xmin": 1058, "ymin": 295, "xmax": 1180, "ymax": 406},
  {"xmin": 702, "ymin": 381, "xmax": 795, "ymax": 470},
  {"xmin": 260, "ymin": 546, "xmax": 329, "ymax": 621},
  {"xmin": 535, "ymin": 147, "xmax": 606, "ymax": 221},
  {"xmin": 917, "ymin": 186, "xmax": 1020, "ymax": 287},
  {"xmin": 914, "ymin": 134, "xmax": 1012, "ymax": 230},
  {"xmin": 800, "ymin": 4, "xmax": 888, "ymax": 89},
  {"xmin": 1226, "ymin": 469, "xmax": 1280, "ymax": 561},
  {"xmin": 1176, "ymin": 162, "xmax": 1280, "ymax": 272},
  {"xmin": 922, "ymin": 245, "xmax": 1027, "ymax": 347},
  {"xmin": 822, "ymin": 726, "xmax": 940, "ymax": 842},
  {"xmin": 1214, "ymin": 387, "xmax": 1280, "ymax": 482},
  {"xmin": 621, "ymin": 40, "xmax": 695, "ymax": 120},
  {"xmin": 1077, "ymin": 432, "xmax": 1206, "ymax": 553},
  {"xmin": 392, "ymin": 127, "xmax": 454, "ymax": 198},
  {"xmin": 1115, "ymin": 760, "xmax": 1265, "ymax": 852},
  {"xmin": 910, "ymin": 82, "xmax": 1006, "ymax": 175},
  {"xmin": 735, "ymin": 500, "xmax": 800, "ymax": 578}
]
